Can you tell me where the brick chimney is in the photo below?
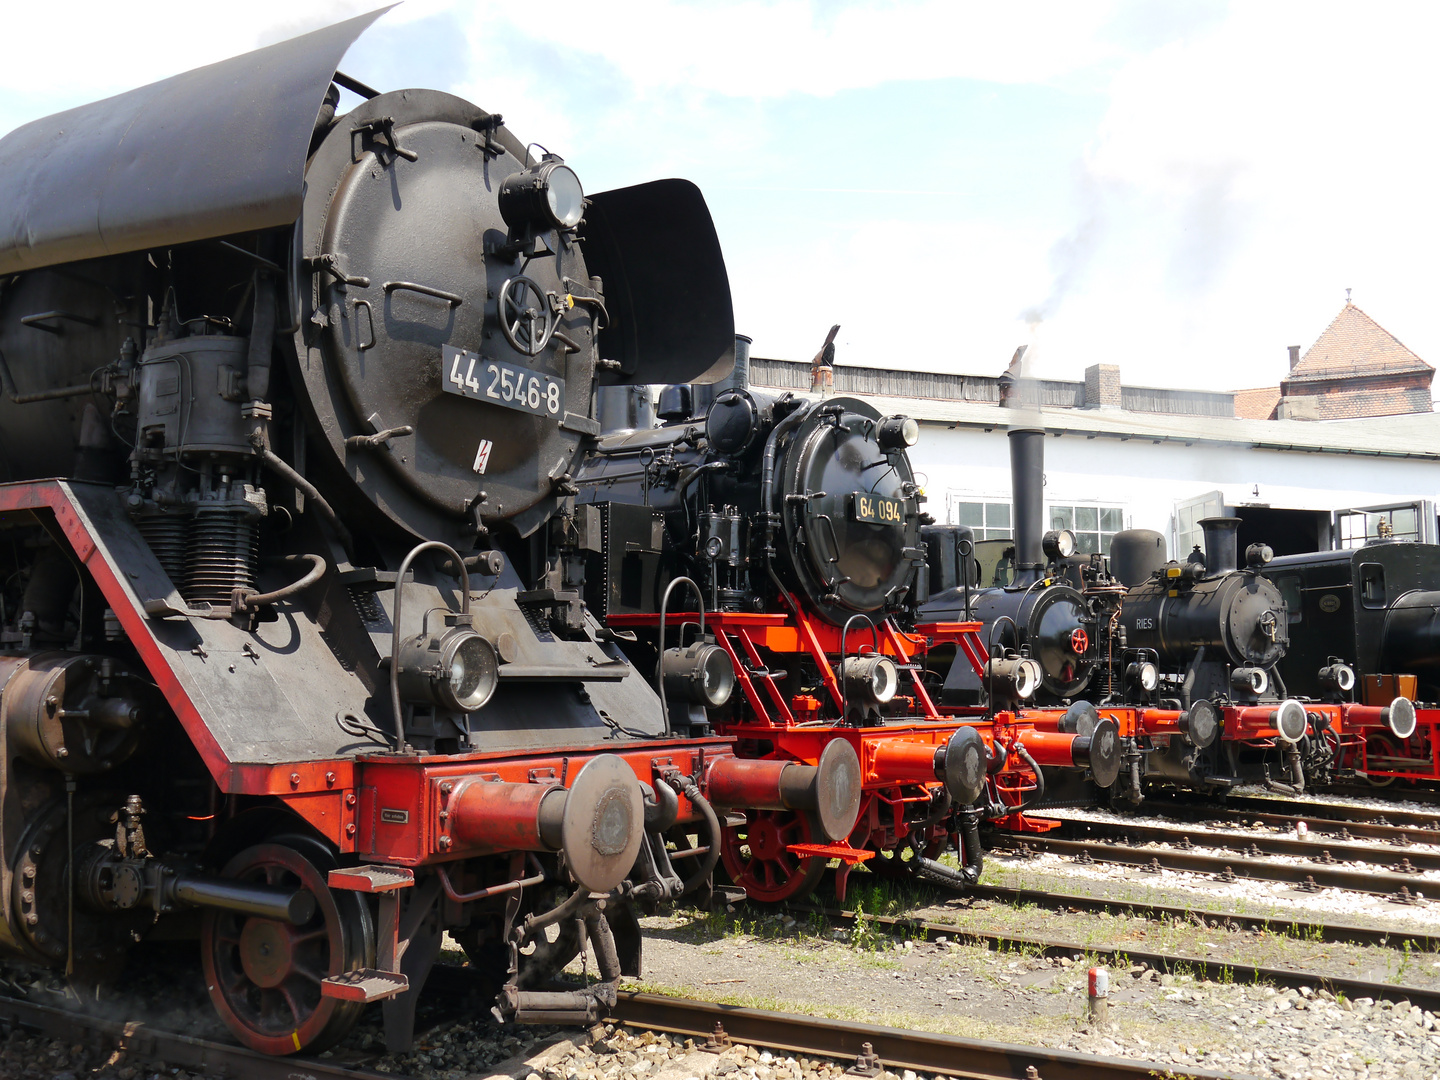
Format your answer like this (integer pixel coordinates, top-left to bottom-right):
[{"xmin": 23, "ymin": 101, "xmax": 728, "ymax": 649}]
[
  {"xmin": 1288, "ymin": 345, "xmax": 1301, "ymax": 370},
  {"xmin": 1083, "ymin": 364, "xmax": 1121, "ymax": 409}
]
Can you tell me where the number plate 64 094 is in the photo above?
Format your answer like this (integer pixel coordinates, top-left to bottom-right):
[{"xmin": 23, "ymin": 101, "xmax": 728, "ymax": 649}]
[{"xmin": 441, "ymin": 345, "xmax": 564, "ymax": 419}]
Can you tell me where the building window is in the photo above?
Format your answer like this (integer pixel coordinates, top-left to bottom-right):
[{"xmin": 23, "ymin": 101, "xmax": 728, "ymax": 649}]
[
  {"xmin": 1049, "ymin": 505, "xmax": 1126, "ymax": 555},
  {"xmin": 949, "ymin": 498, "xmax": 1011, "ymax": 540}
]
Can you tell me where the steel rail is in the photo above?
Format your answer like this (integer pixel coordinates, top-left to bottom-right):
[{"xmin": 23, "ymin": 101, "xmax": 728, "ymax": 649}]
[
  {"xmin": 0, "ymin": 994, "xmax": 407, "ymax": 1080},
  {"xmin": 1129, "ymin": 803, "xmax": 1440, "ymax": 845},
  {"xmin": 608, "ymin": 990, "xmax": 1243, "ymax": 1080},
  {"xmin": 996, "ymin": 835, "xmax": 1435, "ymax": 895},
  {"xmin": 782, "ymin": 902, "xmax": 1440, "ymax": 1015},
  {"xmin": 956, "ymin": 882, "xmax": 1440, "ymax": 950},
  {"xmin": 1196, "ymin": 793, "xmax": 1440, "ymax": 830},
  {"xmin": 1048, "ymin": 817, "xmax": 1440, "ymax": 872},
  {"xmin": 1321, "ymin": 783, "xmax": 1440, "ymax": 806}
]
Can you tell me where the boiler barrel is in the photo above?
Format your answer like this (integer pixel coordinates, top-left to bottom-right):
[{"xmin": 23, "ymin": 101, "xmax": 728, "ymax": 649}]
[{"xmin": 1382, "ymin": 590, "xmax": 1440, "ymax": 678}]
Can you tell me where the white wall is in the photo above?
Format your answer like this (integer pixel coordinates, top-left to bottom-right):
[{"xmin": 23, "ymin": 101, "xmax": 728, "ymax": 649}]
[{"xmin": 910, "ymin": 423, "xmax": 1440, "ymax": 546}]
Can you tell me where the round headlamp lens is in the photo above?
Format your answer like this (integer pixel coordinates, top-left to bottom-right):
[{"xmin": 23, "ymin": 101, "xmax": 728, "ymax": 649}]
[
  {"xmin": 1136, "ymin": 662, "xmax": 1158, "ymax": 691},
  {"xmin": 870, "ymin": 657, "xmax": 899, "ymax": 704},
  {"xmin": 700, "ymin": 644, "xmax": 736, "ymax": 706},
  {"xmin": 544, "ymin": 164, "xmax": 584, "ymax": 228},
  {"xmin": 443, "ymin": 631, "xmax": 499, "ymax": 712},
  {"xmin": 876, "ymin": 416, "xmax": 919, "ymax": 450}
]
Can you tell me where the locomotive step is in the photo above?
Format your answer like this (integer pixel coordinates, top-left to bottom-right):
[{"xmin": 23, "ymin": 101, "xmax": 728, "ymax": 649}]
[
  {"xmin": 328, "ymin": 865, "xmax": 416, "ymax": 892},
  {"xmin": 786, "ymin": 842, "xmax": 875, "ymax": 865},
  {"xmin": 320, "ymin": 968, "xmax": 410, "ymax": 1003}
]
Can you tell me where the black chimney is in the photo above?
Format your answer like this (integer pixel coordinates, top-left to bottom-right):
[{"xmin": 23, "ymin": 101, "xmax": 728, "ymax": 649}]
[
  {"xmin": 1199, "ymin": 516, "xmax": 1240, "ymax": 576},
  {"xmin": 1008, "ymin": 428, "xmax": 1046, "ymax": 583}
]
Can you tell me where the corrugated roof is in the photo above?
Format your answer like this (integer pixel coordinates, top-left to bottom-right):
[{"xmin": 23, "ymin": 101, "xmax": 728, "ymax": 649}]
[
  {"xmin": 848, "ymin": 394, "xmax": 1440, "ymax": 460},
  {"xmin": 1286, "ymin": 302, "xmax": 1433, "ymax": 384},
  {"xmin": 1233, "ymin": 386, "xmax": 1281, "ymax": 420}
]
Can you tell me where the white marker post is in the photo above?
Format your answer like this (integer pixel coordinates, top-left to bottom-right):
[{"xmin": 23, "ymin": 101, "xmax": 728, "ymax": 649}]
[{"xmin": 1088, "ymin": 966, "xmax": 1110, "ymax": 1025}]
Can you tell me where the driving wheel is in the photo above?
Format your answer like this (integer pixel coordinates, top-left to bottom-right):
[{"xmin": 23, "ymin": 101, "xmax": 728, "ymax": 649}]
[
  {"xmin": 1363, "ymin": 734, "xmax": 1400, "ymax": 788},
  {"xmin": 201, "ymin": 836, "xmax": 372, "ymax": 1056},
  {"xmin": 720, "ymin": 809, "xmax": 826, "ymax": 903}
]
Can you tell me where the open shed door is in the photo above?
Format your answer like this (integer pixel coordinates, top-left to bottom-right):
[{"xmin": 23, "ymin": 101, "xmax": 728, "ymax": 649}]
[
  {"xmin": 1174, "ymin": 491, "xmax": 1224, "ymax": 563},
  {"xmin": 1335, "ymin": 501, "xmax": 1438, "ymax": 547}
]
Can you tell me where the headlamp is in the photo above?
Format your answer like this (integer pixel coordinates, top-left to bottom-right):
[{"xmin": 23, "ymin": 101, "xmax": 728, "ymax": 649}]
[
  {"xmin": 499, "ymin": 155, "xmax": 585, "ymax": 232},
  {"xmin": 876, "ymin": 416, "xmax": 919, "ymax": 450},
  {"xmin": 1318, "ymin": 662, "xmax": 1355, "ymax": 693},
  {"xmin": 841, "ymin": 654, "xmax": 900, "ymax": 707},
  {"xmin": 1230, "ymin": 666, "xmax": 1269, "ymax": 696},
  {"xmin": 1043, "ymin": 529, "xmax": 1077, "ymax": 560},
  {"xmin": 396, "ymin": 616, "xmax": 499, "ymax": 714},
  {"xmin": 662, "ymin": 641, "xmax": 735, "ymax": 708},
  {"xmin": 984, "ymin": 656, "xmax": 1040, "ymax": 701},
  {"xmin": 1125, "ymin": 660, "xmax": 1158, "ymax": 693}
]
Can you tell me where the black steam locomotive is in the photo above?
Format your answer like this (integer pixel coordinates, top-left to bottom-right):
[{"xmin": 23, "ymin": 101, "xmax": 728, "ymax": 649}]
[
  {"xmin": 1263, "ymin": 542, "xmax": 1439, "ymax": 784},
  {"xmin": 919, "ymin": 424, "xmax": 1335, "ymax": 798},
  {"xmin": 0, "ymin": 12, "xmax": 840, "ymax": 1057},
  {"xmin": 574, "ymin": 380, "xmax": 928, "ymax": 640}
]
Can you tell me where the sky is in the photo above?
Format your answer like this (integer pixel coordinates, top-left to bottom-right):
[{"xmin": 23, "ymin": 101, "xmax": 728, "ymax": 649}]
[{"xmin": 3, "ymin": 1, "xmax": 1438, "ymax": 397}]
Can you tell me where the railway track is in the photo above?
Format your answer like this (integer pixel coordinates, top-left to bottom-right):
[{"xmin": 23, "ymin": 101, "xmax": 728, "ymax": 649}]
[
  {"xmin": 608, "ymin": 990, "xmax": 1238, "ymax": 1080},
  {"xmin": 993, "ymin": 833, "xmax": 1436, "ymax": 896},
  {"xmin": 1172, "ymin": 792, "xmax": 1440, "ymax": 831},
  {"xmin": 938, "ymin": 881, "xmax": 1440, "ymax": 952},
  {"xmin": 781, "ymin": 901, "xmax": 1440, "ymax": 1015},
  {"xmin": 1127, "ymin": 802, "xmax": 1440, "ymax": 845},
  {"xmin": 1046, "ymin": 817, "xmax": 1440, "ymax": 872},
  {"xmin": 0, "ymin": 976, "xmax": 1238, "ymax": 1080},
  {"xmin": 0, "ymin": 993, "xmax": 402, "ymax": 1080}
]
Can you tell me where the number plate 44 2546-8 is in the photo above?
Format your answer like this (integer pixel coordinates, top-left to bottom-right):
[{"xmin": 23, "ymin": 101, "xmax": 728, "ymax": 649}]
[{"xmin": 441, "ymin": 345, "xmax": 564, "ymax": 419}]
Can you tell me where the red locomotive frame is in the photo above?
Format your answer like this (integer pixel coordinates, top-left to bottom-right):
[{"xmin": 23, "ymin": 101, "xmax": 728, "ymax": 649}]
[{"xmin": 608, "ymin": 603, "xmax": 1100, "ymax": 900}]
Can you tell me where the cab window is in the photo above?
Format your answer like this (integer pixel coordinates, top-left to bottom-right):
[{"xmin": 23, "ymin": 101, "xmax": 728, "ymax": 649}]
[{"xmin": 1359, "ymin": 563, "xmax": 1386, "ymax": 609}]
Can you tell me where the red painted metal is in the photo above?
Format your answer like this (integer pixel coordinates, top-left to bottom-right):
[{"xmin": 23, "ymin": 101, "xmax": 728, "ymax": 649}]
[
  {"xmin": 704, "ymin": 757, "xmax": 795, "ymax": 811},
  {"xmin": 1349, "ymin": 704, "xmax": 1440, "ymax": 782},
  {"xmin": 352, "ymin": 741, "xmax": 734, "ymax": 866},
  {"xmin": 604, "ymin": 606, "xmax": 1071, "ymax": 874},
  {"xmin": 446, "ymin": 776, "xmax": 558, "ymax": 854},
  {"xmin": 785, "ymin": 842, "xmax": 874, "ymax": 864},
  {"xmin": 879, "ymin": 620, "xmax": 939, "ymax": 719},
  {"xmin": 867, "ymin": 738, "xmax": 942, "ymax": 788},
  {"xmin": 1016, "ymin": 728, "xmax": 1084, "ymax": 770}
]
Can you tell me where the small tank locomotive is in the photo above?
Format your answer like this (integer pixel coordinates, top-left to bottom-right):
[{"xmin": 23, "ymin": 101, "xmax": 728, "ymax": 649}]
[
  {"xmin": 1263, "ymin": 542, "xmax": 1436, "ymax": 786},
  {"xmin": 920, "ymin": 426, "xmax": 1350, "ymax": 798},
  {"xmin": 574, "ymin": 369, "xmax": 1116, "ymax": 901},
  {"xmin": 0, "ymin": 13, "xmax": 848, "ymax": 1056}
]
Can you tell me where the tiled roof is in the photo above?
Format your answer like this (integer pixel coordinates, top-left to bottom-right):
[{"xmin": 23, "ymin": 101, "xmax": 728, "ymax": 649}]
[
  {"xmin": 1285, "ymin": 302, "xmax": 1433, "ymax": 385},
  {"xmin": 1310, "ymin": 385, "xmax": 1434, "ymax": 420},
  {"xmin": 1233, "ymin": 386, "xmax": 1281, "ymax": 420}
]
